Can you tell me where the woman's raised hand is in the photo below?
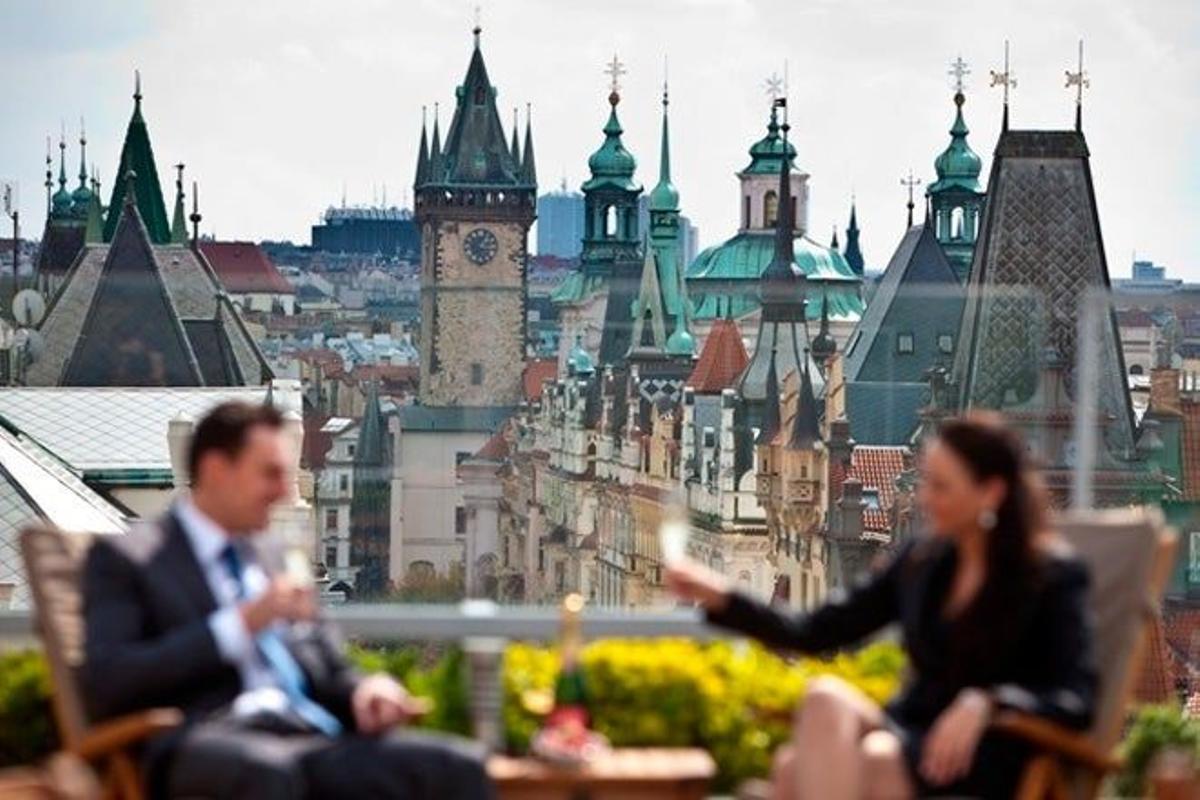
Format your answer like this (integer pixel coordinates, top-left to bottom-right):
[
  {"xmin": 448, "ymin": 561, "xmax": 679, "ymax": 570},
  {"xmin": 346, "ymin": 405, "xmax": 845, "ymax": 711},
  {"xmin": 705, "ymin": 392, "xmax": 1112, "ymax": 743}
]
[{"xmin": 663, "ymin": 560, "xmax": 731, "ymax": 612}]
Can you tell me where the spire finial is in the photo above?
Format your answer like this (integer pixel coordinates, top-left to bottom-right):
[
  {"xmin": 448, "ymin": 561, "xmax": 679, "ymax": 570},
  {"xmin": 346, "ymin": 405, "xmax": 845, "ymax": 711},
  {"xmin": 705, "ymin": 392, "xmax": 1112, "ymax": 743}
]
[
  {"xmin": 949, "ymin": 55, "xmax": 970, "ymax": 97},
  {"xmin": 175, "ymin": 163, "xmax": 185, "ymax": 189},
  {"xmin": 901, "ymin": 169, "xmax": 921, "ymax": 228},
  {"xmin": 472, "ymin": 5, "xmax": 481, "ymax": 46},
  {"xmin": 604, "ymin": 53, "xmax": 626, "ymax": 105},
  {"xmin": 134, "ymin": 69, "xmax": 142, "ymax": 105},
  {"xmin": 78, "ymin": 117, "xmax": 88, "ymax": 188},
  {"xmin": 1065, "ymin": 39, "xmax": 1089, "ymax": 131},
  {"xmin": 44, "ymin": 135, "xmax": 52, "ymax": 215},
  {"xmin": 990, "ymin": 40, "xmax": 1017, "ymax": 131},
  {"xmin": 189, "ymin": 180, "xmax": 202, "ymax": 244},
  {"xmin": 57, "ymin": 124, "xmax": 67, "ymax": 191}
]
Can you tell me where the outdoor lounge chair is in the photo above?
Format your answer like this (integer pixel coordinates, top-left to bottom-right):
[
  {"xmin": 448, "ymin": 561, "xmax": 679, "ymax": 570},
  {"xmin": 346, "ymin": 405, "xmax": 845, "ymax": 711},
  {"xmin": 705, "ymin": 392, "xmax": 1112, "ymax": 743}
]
[
  {"xmin": 995, "ymin": 507, "xmax": 1178, "ymax": 800},
  {"xmin": 20, "ymin": 526, "xmax": 183, "ymax": 800}
]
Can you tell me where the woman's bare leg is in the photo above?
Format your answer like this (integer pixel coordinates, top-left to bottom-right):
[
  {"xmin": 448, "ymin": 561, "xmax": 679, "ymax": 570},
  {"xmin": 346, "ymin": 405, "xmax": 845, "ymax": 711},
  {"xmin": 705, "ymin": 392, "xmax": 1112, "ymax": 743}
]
[
  {"xmin": 861, "ymin": 730, "xmax": 915, "ymax": 800},
  {"xmin": 788, "ymin": 675, "xmax": 886, "ymax": 800}
]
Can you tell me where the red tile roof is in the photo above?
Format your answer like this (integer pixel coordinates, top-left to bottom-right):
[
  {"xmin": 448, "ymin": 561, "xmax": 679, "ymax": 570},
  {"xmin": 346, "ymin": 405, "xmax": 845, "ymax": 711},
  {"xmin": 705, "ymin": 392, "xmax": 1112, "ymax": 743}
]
[
  {"xmin": 1179, "ymin": 399, "xmax": 1200, "ymax": 501},
  {"xmin": 688, "ymin": 318, "xmax": 749, "ymax": 394},
  {"xmin": 473, "ymin": 429, "xmax": 511, "ymax": 462},
  {"xmin": 830, "ymin": 446, "xmax": 909, "ymax": 533},
  {"xmin": 523, "ymin": 359, "xmax": 558, "ymax": 401},
  {"xmin": 1135, "ymin": 613, "xmax": 1177, "ymax": 704},
  {"xmin": 199, "ymin": 241, "xmax": 295, "ymax": 294}
]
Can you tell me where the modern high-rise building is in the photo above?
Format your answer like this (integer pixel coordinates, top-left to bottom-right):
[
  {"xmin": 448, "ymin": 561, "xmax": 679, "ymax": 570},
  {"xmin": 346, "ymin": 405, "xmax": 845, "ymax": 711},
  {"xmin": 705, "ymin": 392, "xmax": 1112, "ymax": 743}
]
[{"xmin": 536, "ymin": 183, "xmax": 584, "ymax": 258}]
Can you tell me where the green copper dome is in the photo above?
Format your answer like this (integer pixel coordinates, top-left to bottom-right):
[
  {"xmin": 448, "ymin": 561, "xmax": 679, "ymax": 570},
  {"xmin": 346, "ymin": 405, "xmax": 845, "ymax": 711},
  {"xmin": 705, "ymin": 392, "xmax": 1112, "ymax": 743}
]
[
  {"xmin": 568, "ymin": 335, "xmax": 595, "ymax": 375},
  {"xmin": 583, "ymin": 94, "xmax": 639, "ymax": 193},
  {"xmin": 665, "ymin": 323, "xmax": 695, "ymax": 357},
  {"xmin": 742, "ymin": 105, "xmax": 797, "ymax": 175},
  {"xmin": 648, "ymin": 91, "xmax": 678, "ymax": 212},
  {"xmin": 928, "ymin": 93, "xmax": 982, "ymax": 193}
]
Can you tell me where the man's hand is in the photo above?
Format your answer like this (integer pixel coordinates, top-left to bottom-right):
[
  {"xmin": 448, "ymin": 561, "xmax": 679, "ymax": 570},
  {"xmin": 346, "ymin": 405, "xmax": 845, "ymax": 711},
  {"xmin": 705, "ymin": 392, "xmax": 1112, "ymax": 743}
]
[
  {"xmin": 238, "ymin": 576, "xmax": 316, "ymax": 635},
  {"xmin": 663, "ymin": 560, "xmax": 731, "ymax": 612},
  {"xmin": 352, "ymin": 674, "xmax": 433, "ymax": 735},
  {"xmin": 920, "ymin": 688, "xmax": 993, "ymax": 786}
]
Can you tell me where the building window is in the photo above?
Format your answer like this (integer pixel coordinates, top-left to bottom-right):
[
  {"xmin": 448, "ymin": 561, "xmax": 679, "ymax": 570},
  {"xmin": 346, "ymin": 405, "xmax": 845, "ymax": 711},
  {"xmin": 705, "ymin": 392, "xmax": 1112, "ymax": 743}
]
[
  {"xmin": 338, "ymin": 474, "xmax": 349, "ymax": 492},
  {"xmin": 604, "ymin": 205, "xmax": 617, "ymax": 237},
  {"xmin": 325, "ymin": 546, "xmax": 338, "ymax": 567},
  {"xmin": 325, "ymin": 508, "xmax": 338, "ymax": 531},
  {"xmin": 938, "ymin": 334, "xmax": 954, "ymax": 354},
  {"xmin": 897, "ymin": 333, "xmax": 915, "ymax": 354},
  {"xmin": 743, "ymin": 196, "xmax": 750, "ymax": 228},
  {"xmin": 471, "ymin": 363, "xmax": 484, "ymax": 385},
  {"xmin": 455, "ymin": 506, "xmax": 467, "ymax": 535},
  {"xmin": 763, "ymin": 191, "xmax": 778, "ymax": 227},
  {"xmin": 347, "ymin": 444, "xmax": 356, "ymax": 457}
]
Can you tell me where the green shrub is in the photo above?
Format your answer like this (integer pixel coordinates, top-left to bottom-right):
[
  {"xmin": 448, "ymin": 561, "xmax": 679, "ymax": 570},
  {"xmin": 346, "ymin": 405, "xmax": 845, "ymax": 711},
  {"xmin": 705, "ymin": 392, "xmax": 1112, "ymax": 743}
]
[
  {"xmin": 0, "ymin": 649, "xmax": 57, "ymax": 767},
  {"xmin": 1116, "ymin": 704, "xmax": 1200, "ymax": 797}
]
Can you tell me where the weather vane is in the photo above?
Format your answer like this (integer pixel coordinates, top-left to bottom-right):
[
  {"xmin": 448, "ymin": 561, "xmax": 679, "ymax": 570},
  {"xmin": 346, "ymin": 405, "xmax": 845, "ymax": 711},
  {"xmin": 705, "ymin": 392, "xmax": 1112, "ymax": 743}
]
[
  {"xmin": 949, "ymin": 55, "xmax": 970, "ymax": 95},
  {"xmin": 604, "ymin": 54, "xmax": 626, "ymax": 98},
  {"xmin": 1065, "ymin": 39, "xmax": 1089, "ymax": 129},
  {"xmin": 990, "ymin": 40, "xmax": 1017, "ymax": 128}
]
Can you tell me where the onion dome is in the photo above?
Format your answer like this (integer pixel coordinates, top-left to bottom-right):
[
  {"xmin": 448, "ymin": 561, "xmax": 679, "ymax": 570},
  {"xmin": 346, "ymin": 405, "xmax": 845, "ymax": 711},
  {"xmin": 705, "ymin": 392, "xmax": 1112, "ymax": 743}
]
[
  {"xmin": 70, "ymin": 125, "xmax": 93, "ymax": 216},
  {"xmin": 929, "ymin": 92, "xmax": 982, "ymax": 193},
  {"xmin": 583, "ymin": 91, "xmax": 639, "ymax": 192},
  {"xmin": 742, "ymin": 103, "xmax": 797, "ymax": 175},
  {"xmin": 648, "ymin": 87, "xmax": 678, "ymax": 212},
  {"xmin": 50, "ymin": 138, "xmax": 73, "ymax": 219},
  {"xmin": 665, "ymin": 324, "xmax": 695, "ymax": 358}
]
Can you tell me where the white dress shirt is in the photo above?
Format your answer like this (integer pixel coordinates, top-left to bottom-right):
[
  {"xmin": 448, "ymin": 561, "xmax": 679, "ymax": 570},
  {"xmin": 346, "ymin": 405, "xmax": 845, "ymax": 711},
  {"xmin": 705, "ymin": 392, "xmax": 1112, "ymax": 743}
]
[{"xmin": 174, "ymin": 500, "xmax": 287, "ymax": 708}]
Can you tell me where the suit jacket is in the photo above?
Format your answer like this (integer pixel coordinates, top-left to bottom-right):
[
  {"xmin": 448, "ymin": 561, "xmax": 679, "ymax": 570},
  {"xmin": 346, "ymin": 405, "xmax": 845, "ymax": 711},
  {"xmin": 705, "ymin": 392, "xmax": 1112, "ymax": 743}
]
[
  {"xmin": 708, "ymin": 537, "xmax": 1097, "ymax": 731},
  {"xmin": 82, "ymin": 510, "xmax": 360, "ymax": 731}
]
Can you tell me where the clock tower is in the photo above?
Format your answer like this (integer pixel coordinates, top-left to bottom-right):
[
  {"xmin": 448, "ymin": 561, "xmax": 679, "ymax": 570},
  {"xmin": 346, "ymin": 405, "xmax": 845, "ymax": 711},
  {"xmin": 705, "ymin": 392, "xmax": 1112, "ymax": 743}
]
[{"xmin": 413, "ymin": 25, "xmax": 536, "ymax": 408}]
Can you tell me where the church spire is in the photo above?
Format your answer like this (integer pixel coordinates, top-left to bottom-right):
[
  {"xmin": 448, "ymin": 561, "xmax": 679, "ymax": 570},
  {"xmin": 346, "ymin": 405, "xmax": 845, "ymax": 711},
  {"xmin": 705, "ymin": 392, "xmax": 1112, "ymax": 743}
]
[
  {"xmin": 170, "ymin": 163, "xmax": 188, "ymax": 244},
  {"xmin": 510, "ymin": 107, "xmax": 521, "ymax": 165},
  {"xmin": 521, "ymin": 103, "xmax": 537, "ymax": 185},
  {"xmin": 77, "ymin": 119, "xmax": 88, "ymax": 191},
  {"xmin": 844, "ymin": 198, "xmax": 863, "ymax": 276},
  {"xmin": 51, "ymin": 127, "xmax": 72, "ymax": 219},
  {"xmin": 787, "ymin": 354, "xmax": 821, "ymax": 450},
  {"xmin": 44, "ymin": 136, "xmax": 53, "ymax": 217},
  {"xmin": 104, "ymin": 72, "xmax": 171, "ymax": 243},
  {"xmin": 414, "ymin": 106, "xmax": 429, "ymax": 187},
  {"xmin": 428, "ymin": 103, "xmax": 443, "ymax": 182},
  {"xmin": 830, "ymin": 225, "xmax": 839, "ymax": 250},
  {"xmin": 648, "ymin": 77, "xmax": 679, "ymax": 213},
  {"xmin": 757, "ymin": 348, "xmax": 781, "ymax": 445}
]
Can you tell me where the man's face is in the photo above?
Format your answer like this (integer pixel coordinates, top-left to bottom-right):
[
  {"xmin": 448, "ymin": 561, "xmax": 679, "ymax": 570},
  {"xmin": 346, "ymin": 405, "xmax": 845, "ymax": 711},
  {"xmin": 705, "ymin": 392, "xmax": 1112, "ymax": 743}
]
[{"xmin": 202, "ymin": 426, "xmax": 289, "ymax": 534}]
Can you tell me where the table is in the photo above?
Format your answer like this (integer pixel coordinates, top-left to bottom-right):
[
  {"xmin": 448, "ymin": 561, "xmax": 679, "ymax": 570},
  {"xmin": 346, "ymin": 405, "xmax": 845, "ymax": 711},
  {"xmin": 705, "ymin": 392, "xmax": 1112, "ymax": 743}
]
[{"xmin": 488, "ymin": 747, "xmax": 716, "ymax": 800}]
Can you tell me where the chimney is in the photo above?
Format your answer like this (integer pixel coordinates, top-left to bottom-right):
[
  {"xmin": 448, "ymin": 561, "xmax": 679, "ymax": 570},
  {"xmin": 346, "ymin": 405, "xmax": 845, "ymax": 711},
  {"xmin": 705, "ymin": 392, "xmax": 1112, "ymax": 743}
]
[
  {"xmin": 167, "ymin": 412, "xmax": 195, "ymax": 494},
  {"xmin": 837, "ymin": 478, "xmax": 866, "ymax": 541},
  {"xmin": 1150, "ymin": 365, "xmax": 1182, "ymax": 415}
]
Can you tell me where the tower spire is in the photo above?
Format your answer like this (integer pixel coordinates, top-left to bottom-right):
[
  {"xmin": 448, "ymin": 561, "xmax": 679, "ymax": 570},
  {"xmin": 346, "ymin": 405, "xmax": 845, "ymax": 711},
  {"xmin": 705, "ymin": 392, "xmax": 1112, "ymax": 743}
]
[
  {"xmin": 844, "ymin": 197, "xmax": 864, "ymax": 276},
  {"xmin": 1065, "ymin": 39, "xmax": 1089, "ymax": 132},
  {"xmin": 43, "ymin": 135, "xmax": 52, "ymax": 217},
  {"xmin": 171, "ymin": 163, "xmax": 187, "ymax": 244},
  {"xmin": 830, "ymin": 224, "xmax": 839, "ymax": 250},
  {"xmin": 57, "ymin": 126, "xmax": 68, "ymax": 192},
  {"xmin": 77, "ymin": 118, "xmax": 88, "ymax": 190},
  {"xmin": 134, "ymin": 69, "xmax": 142, "ymax": 108},
  {"xmin": 901, "ymin": 169, "xmax": 921, "ymax": 228},
  {"xmin": 428, "ymin": 103, "xmax": 442, "ymax": 181},
  {"xmin": 415, "ymin": 106, "xmax": 429, "ymax": 187},
  {"xmin": 510, "ymin": 107, "xmax": 520, "ymax": 165},
  {"xmin": 189, "ymin": 180, "xmax": 202, "ymax": 245},
  {"xmin": 522, "ymin": 103, "xmax": 536, "ymax": 185}
]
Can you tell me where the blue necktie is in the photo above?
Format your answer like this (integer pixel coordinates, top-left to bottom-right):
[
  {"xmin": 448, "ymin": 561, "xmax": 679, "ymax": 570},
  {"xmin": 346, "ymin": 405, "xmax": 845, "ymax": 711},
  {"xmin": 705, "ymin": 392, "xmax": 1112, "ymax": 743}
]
[{"xmin": 219, "ymin": 543, "xmax": 343, "ymax": 736}]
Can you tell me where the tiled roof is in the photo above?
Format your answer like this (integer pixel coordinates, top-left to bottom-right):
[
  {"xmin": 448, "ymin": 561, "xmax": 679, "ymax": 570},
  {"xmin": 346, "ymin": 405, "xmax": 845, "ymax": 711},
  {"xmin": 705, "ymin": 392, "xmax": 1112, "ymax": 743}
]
[
  {"xmin": 0, "ymin": 420, "xmax": 127, "ymax": 609},
  {"xmin": 1178, "ymin": 399, "xmax": 1200, "ymax": 501},
  {"xmin": 198, "ymin": 241, "xmax": 295, "ymax": 294},
  {"xmin": 35, "ymin": 223, "xmax": 86, "ymax": 277},
  {"xmin": 1134, "ymin": 613, "xmax": 1177, "ymax": 704},
  {"xmin": 0, "ymin": 386, "xmax": 269, "ymax": 473},
  {"xmin": 472, "ymin": 429, "xmax": 510, "ymax": 462},
  {"xmin": 830, "ymin": 445, "xmax": 908, "ymax": 533},
  {"xmin": 687, "ymin": 318, "xmax": 748, "ymax": 394},
  {"xmin": 523, "ymin": 359, "xmax": 558, "ymax": 401}
]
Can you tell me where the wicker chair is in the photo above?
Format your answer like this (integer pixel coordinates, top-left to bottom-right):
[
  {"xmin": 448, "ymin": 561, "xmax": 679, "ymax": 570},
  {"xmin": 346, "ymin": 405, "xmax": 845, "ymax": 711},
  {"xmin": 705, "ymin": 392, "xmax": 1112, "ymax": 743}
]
[{"xmin": 20, "ymin": 526, "xmax": 183, "ymax": 800}]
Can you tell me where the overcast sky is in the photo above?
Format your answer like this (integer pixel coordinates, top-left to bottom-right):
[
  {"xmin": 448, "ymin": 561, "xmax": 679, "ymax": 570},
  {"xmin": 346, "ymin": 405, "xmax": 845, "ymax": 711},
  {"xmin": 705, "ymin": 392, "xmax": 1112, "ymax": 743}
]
[{"xmin": 2, "ymin": 0, "xmax": 1197, "ymax": 277}]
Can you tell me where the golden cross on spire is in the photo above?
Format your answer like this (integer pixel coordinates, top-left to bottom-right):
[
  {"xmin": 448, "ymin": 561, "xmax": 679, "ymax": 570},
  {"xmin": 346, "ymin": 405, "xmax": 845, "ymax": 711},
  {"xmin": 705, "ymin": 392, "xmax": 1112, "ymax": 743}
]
[
  {"xmin": 1065, "ymin": 39, "xmax": 1089, "ymax": 104},
  {"xmin": 604, "ymin": 54, "xmax": 626, "ymax": 96},
  {"xmin": 948, "ymin": 55, "xmax": 970, "ymax": 95},
  {"xmin": 989, "ymin": 40, "xmax": 1017, "ymax": 101}
]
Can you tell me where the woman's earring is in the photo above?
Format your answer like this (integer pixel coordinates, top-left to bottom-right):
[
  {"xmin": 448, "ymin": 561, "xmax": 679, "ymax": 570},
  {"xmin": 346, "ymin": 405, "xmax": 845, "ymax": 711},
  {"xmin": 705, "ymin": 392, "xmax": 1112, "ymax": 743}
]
[{"xmin": 977, "ymin": 509, "xmax": 998, "ymax": 530}]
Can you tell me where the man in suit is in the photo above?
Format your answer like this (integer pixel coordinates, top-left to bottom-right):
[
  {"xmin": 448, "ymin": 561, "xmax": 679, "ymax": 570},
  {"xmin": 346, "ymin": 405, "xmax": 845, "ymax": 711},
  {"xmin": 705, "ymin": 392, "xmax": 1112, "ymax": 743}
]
[{"xmin": 83, "ymin": 401, "xmax": 493, "ymax": 799}]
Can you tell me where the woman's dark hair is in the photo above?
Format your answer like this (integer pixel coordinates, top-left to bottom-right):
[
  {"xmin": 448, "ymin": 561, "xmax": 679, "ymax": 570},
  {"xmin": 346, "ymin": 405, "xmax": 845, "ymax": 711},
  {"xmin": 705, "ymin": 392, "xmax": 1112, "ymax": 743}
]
[{"xmin": 933, "ymin": 413, "xmax": 1048, "ymax": 673}]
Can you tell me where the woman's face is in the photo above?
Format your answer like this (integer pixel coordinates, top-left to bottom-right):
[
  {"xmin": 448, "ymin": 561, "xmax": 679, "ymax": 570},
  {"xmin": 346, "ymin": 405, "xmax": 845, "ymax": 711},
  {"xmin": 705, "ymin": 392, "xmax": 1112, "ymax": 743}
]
[{"xmin": 917, "ymin": 440, "xmax": 997, "ymax": 539}]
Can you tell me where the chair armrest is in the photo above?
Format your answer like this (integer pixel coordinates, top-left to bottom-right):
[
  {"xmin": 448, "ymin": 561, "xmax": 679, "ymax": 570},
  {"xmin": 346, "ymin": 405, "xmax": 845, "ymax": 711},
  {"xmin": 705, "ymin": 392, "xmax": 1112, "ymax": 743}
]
[
  {"xmin": 72, "ymin": 708, "xmax": 185, "ymax": 762},
  {"xmin": 991, "ymin": 711, "xmax": 1120, "ymax": 773}
]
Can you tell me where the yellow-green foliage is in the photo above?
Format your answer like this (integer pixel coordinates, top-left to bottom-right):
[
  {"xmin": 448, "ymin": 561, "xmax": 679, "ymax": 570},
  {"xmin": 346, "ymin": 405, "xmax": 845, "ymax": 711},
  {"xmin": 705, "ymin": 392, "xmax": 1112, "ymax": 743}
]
[{"xmin": 503, "ymin": 639, "xmax": 905, "ymax": 790}]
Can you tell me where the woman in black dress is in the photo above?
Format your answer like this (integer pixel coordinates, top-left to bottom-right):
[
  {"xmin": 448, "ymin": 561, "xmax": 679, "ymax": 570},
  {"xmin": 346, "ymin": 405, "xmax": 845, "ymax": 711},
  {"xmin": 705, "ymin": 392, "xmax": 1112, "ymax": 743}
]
[{"xmin": 665, "ymin": 415, "xmax": 1096, "ymax": 799}]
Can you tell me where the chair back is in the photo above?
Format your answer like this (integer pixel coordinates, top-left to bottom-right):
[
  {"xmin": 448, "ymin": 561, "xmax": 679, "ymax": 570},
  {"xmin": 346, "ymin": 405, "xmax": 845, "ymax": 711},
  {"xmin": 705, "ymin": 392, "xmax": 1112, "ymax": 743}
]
[{"xmin": 19, "ymin": 526, "xmax": 98, "ymax": 750}]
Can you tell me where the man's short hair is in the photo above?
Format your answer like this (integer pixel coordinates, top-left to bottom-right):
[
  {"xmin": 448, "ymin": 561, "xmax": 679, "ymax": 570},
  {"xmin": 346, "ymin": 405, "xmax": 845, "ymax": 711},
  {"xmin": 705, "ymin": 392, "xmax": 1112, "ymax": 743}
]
[{"xmin": 187, "ymin": 401, "xmax": 284, "ymax": 483}]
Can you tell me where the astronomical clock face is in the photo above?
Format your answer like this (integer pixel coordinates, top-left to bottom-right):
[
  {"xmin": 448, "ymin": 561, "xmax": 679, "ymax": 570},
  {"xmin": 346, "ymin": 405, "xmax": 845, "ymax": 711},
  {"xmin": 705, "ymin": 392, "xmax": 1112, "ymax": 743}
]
[{"xmin": 462, "ymin": 227, "xmax": 499, "ymax": 265}]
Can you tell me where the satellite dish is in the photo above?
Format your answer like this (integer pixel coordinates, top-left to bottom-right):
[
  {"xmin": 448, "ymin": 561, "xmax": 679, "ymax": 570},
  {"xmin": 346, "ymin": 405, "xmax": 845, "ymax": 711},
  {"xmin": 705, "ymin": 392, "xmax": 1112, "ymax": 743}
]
[{"xmin": 12, "ymin": 289, "xmax": 45, "ymax": 327}]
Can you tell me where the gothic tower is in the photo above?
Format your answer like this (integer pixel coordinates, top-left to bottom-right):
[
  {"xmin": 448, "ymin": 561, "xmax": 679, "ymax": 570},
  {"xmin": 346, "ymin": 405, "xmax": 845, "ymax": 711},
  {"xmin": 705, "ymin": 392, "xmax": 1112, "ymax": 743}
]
[{"xmin": 413, "ymin": 26, "xmax": 536, "ymax": 408}]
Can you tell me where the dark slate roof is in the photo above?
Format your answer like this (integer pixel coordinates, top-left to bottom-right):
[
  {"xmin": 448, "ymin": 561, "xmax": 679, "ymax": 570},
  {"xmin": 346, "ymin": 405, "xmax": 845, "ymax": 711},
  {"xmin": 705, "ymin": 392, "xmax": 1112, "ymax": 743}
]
[
  {"xmin": 35, "ymin": 222, "xmax": 85, "ymax": 278},
  {"xmin": 399, "ymin": 404, "xmax": 515, "ymax": 433},
  {"xmin": 28, "ymin": 200, "xmax": 269, "ymax": 387},
  {"xmin": 951, "ymin": 128, "xmax": 1135, "ymax": 454},
  {"xmin": 845, "ymin": 382, "xmax": 929, "ymax": 446},
  {"xmin": 432, "ymin": 37, "xmax": 528, "ymax": 188},
  {"xmin": 843, "ymin": 224, "xmax": 963, "ymax": 384}
]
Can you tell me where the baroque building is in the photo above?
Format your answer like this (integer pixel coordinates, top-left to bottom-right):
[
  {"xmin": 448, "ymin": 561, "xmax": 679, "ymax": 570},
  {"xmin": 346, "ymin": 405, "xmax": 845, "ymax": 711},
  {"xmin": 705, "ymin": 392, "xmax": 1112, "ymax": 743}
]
[{"xmin": 926, "ymin": 69, "xmax": 986, "ymax": 283}]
